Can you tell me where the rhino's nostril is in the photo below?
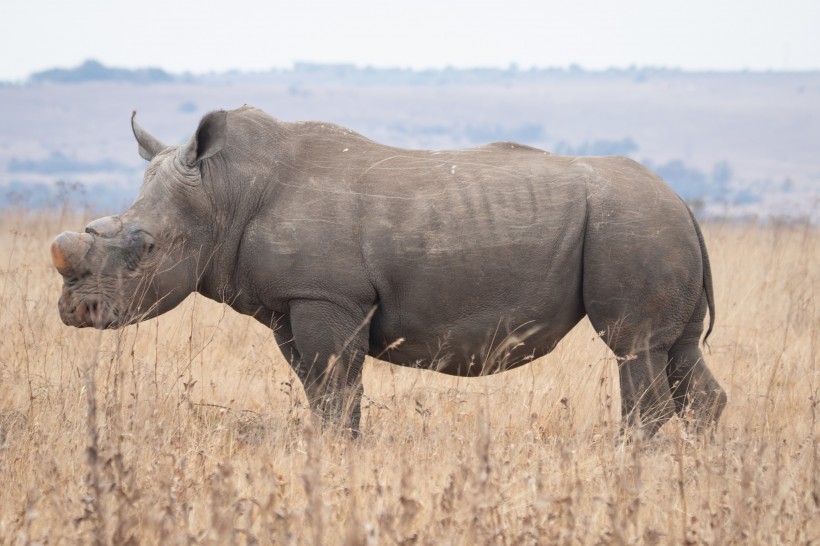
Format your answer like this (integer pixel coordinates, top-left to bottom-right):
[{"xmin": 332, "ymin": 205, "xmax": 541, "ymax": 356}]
[{"xmin": 75, "ymin": 301, "xmax": 100, "ymax": 327}]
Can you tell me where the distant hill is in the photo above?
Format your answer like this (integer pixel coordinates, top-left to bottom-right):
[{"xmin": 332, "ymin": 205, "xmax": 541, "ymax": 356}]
[
  {"xmin": 17, "ymin": 59, "xmax": 749, "ymax": 87},
  {"xmin": 29, "ymin": 59, "xmax": 173, "ymax": 85}
]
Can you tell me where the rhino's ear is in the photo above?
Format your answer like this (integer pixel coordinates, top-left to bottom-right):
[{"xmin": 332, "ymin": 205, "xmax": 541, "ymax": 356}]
[
  {"xmin": 131, "ymin": 111, "xmax": 166, "ymax": 161},
  {"xmin": 181, "ymin": 110, "xmax": 228, "ymax": 168}
]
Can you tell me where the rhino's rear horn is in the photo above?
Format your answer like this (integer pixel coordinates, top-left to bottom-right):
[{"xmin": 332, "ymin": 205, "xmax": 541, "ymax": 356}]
[
  {"xmin": 51, "ymin": 232, "xmax": 93, "ymax": 278},
  {"xmin": 85, "ymin": 215, "xmax": 123, "ymax": 238},
  {"xmin": 131, "ymin": 111, "xmax": 166, "ymax": 161}
]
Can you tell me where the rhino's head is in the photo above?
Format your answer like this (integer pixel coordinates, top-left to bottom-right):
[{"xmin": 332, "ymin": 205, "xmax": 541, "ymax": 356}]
[{"xmin": 53, "ymin": 111, "xmax": 228, "ymax": 328}]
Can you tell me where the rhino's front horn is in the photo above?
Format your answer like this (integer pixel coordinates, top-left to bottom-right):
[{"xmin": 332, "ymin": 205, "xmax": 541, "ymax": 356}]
[{"xmin": 51, "ymin": 232, "xmax": 93, "ymax": 277}]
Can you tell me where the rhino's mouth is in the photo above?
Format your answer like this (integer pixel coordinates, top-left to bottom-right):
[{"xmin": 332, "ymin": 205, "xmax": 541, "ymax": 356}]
[{"xmin": 59, "ymin": 292, "xmax": 121, "ymax": 330}]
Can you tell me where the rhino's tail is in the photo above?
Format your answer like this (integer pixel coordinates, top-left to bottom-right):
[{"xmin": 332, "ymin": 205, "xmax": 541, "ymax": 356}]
[{"xmin": 686, "ymin": 206, "xmax": 715, "ymax": 346}]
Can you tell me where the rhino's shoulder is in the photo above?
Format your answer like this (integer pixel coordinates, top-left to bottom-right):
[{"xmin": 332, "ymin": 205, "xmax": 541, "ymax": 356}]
[
  {"xmin": 285, "ymin": 120, "xmax": 370, "ymax": 139},
  {"xmin": 479, "ymin": 141, "xmax": 551, "ymax": 154},
  {"xmin": 231, "ymin": 104, "xmax": 273, "ymax": 120}
]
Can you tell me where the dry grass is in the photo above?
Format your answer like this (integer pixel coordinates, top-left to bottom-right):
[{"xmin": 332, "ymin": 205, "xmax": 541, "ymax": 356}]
[{"xmin": 0, "ymin": 209, "xmax": 817, "ymax": 545}]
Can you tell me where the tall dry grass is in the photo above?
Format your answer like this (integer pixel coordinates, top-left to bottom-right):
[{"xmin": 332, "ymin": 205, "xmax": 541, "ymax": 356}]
[{"xmin": 0, "ymin": 209, "xmax": 817, "ymax": 545}]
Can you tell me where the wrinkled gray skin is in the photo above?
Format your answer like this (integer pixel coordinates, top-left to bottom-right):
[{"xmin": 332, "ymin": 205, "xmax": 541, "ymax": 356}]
[{"xmin": 53, "ymin": 106, "xmax": 727, "ymax": 439}]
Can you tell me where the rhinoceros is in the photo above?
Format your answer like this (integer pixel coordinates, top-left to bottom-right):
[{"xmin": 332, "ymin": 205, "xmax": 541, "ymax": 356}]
[{"xmin": 52, "ymin": 106, "xmax": 726, "ymax": 438}]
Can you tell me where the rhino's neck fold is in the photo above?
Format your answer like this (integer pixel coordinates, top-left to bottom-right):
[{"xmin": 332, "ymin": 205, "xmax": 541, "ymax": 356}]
[{"xmin": 193, "ymin": 115, "xmax": 291, "ymax": 310}]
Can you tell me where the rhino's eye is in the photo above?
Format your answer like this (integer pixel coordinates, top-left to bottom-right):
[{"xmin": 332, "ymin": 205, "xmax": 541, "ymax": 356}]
[
  {"xmin": 141, "ymin": 233, "xmax": 156, "ymax": 255},
  {"xmin": 125, "ymin": 231, "xmax": 156, "ymax": 257}
]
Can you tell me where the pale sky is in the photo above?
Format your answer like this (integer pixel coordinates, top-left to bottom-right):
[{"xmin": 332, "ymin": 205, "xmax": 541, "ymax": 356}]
[{"xmin": 2, "ymin": 0, "xmax": 819, "ymax": 81}]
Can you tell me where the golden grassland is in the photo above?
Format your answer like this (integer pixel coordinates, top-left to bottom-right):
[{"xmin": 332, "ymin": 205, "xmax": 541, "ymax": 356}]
[{"xmin": 0, "ymin": 210, "xmax": 817, "ymax": 545}]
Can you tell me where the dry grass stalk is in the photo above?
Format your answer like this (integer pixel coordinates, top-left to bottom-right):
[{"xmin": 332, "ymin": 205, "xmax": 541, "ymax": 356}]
[{"xmin": 0, "ymin": 210, "xmax": 817, "ymax": 544}]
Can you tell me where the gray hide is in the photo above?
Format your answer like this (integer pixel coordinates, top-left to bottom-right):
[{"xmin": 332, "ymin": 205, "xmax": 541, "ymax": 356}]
[{"xmin": 52, "ymin": 106, "xmax": 727, "ymax": 439}]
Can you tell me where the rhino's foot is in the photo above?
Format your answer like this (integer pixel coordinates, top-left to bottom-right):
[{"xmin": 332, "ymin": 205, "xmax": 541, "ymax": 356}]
[
  {"xmin": 308, "ymin": 386, "xmax": 363, "ymax": 439},
  {"xmin": 677, "ymin": 388, "xmax": 727, "ymax": 437}
]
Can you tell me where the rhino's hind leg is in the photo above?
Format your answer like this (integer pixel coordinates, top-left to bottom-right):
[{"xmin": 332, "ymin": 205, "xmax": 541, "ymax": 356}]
[
  {"xmin": 600, "ymin": 330, "xmax": 676, "ymax": 440},
  {"xmin": 667, "ymin": 298, "xmax": 727, "ymax": 433}
]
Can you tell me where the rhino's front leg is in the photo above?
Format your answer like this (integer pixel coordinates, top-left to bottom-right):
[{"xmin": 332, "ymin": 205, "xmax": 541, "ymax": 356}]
[{"xmin": 284, "ymin": 299, "xmax": 370, "ymax": 436}]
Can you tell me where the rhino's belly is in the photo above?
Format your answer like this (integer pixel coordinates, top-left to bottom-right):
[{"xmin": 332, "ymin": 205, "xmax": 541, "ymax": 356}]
[{"xmin": 368, "ymin": 298, "xmax": 585, "ymax": 377}]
